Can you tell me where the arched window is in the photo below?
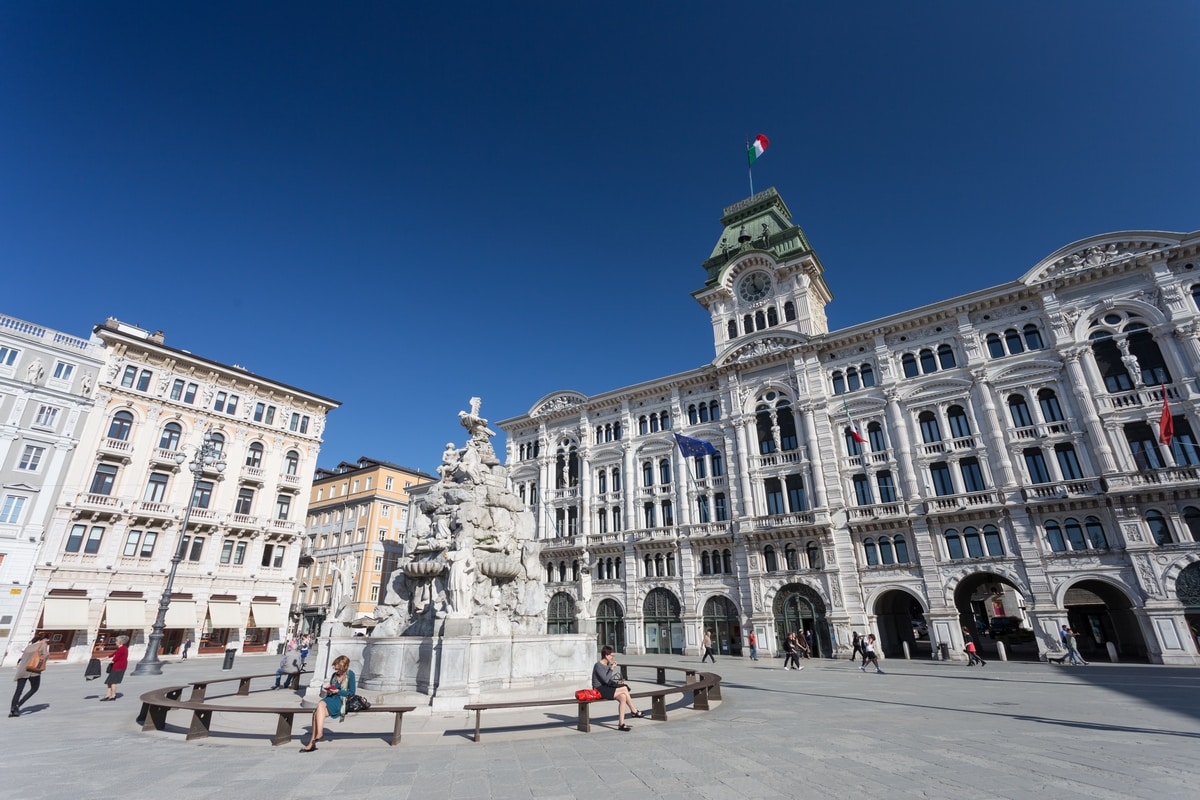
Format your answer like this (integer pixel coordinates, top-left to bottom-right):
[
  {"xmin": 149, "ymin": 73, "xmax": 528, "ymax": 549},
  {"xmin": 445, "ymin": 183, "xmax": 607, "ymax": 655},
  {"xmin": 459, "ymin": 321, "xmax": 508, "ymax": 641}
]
[
  {"xmin": 945, "ymin": 530, "xmax": 965, "ymax": 559},
  {"xmin": 1146, "ymin": 510, "xmax": 1173, "ymax": 545},
  {"xmin": 879, "ymin": 536, "xmax": 895, "ymax": 565},
  {"xmin": 743, "ymin": 314, "xmax": 754, "ymax": 335},
  {"xmin": 1008, "ymin": 395, "xmax": 1033, "ymax": 427},
  {"xmin": 612, "ymin": 467, "xmax": 621, "ymax": 491},
  {"xmin": 209, "ymin": 432, "xmax": 225, "ymax": 457},
  {"xmin": 547, "ymin": 593, "xmax": 577, "ymax": 634},
  {"xmin": 698, "ymin": 402, "xmax": 710, "ymax": 423},
  {"xmin": 784, "ymin": 544, "xmax": 798, "ymax": 570},
  {"xmin": 937, "ymin": 343, "xmax": 956, "ymax": 369},
  {"xmin": 654, "ymin": 553, "xmax": 665, "ymax": 577},
  {"xmin": 108, "ymin": 410, "xmax": 134, "ymax": 441},
  {"xmin": 708, "ymin": 401, "xmax": 720, "ymax": 421},
  {"xmin": 1046, "ymin": 520, "xmax": 1066, "ymax": 552},
  {"xmin": 644, "ymin": 554, "xmax": 653, "ymax": 577},
  {"xmin": 767, "ymin": 306, "xmax": 779, "ymax": 326},
  {"xmin": 1023, "ymin": 324, "xmax": 1044, "ymax": 350},
  {"xmin": 763, "ymin": 545, "xmax": 777, "ymax": 572},
  {"xmin": 846, "ymin": 428, "xmax": 864, "ymax": 456},
  {"xmin": 1004, "ymin": 328, "xmax": 1024, "ymax": 354},
  {"xmin": 546, "ymin": 562, "xmax": 555, "ymax": 582},
  {"xmin": 649, "ymin": 414, "xmax": 660, "ymax": 433},
  {"xmin": 847, "ymin": 368, "xmax": 861, "ymax": 391},
  {"xmin": 867, "ymin": 422, "xmax": 885, "ymax": 452},
  {"xmin": 722, "ymin": 549, "xmax": 732, "ymax": 573},
  {"xmin": 559, "ymin": 561, "xmax": 568, "ymax": 582},
  {"xmin": 688, "ymin": 405, "xmax": 699, "ymax": 425},
  {"xmin": 1037, "ymin": 389, "xmax": 1064, "ymax": 422},
  {"xmin": 784, "ymin": 301, "xmax": 796, "ymax": 321},
  {"xmin": 1125, "ymin": 323, "xmax": 1172, "ymax": 385},
  {"xmin": 860, "ymin": 364, "xmax": 875, "ymax": 387},
  {"xmin": 285, "ymin": 450, "xmax": 299, "ymax": 476},
  {"xmin": 832, "ymin": 371, "xmax": 846, "ymax": 394},
  {"xmin": 245, "ymin": 441, "xmax": 264, "ymax": 468},
  {"xmin": 642, "ymin": 460, "xmax": 653, "ymax": 487},
  {"xmin": 893, "ymin": 535, "xmax": 910, "ymax": 563},
  {"xmin": 983, "ymin": 524, "xmax": 1004, "ymax": 556},
  {"xmin": 947, "ymin": 405, "xmax": 971, "ymax": 438},
  {"xmin": 902, "ymin": 353, "xmax": 918, "ymax": 378},
  {"xmin": 864, "ymin": 539, "xmax": 879, "ymax": 566},
  {"xmin": 158, "ymin": 421, "xmax": 182, "ymax": 450},
  {"xmin": 658, "ymin": 458, "xmax": 671, "ymax": 485},
  {"xmin": 963, "ymin": 526, "xmax": 984, "ymax": 557},
  {"xmin": 919, "ymin": 349, "xmax": 937, "ymax": 374},
  {"xmin": 806, "ymin": 542, "xmax": 822, "ymax": 569},
  {"xmin": 1064, "ymin": 518, "xmax": 1087, "ymax": 550},
  {"xmin": 639, "ymin": 416, "xmax": 649, "ymax": 435},
  {"xmin": 918, "ymin": 411, "xmax": 942, "ymax": 443},
  {"xmin": 727, "ymin": 320, "xmax": 738, "ymax": 340},
  {"xmin": 597, "ymin": 471, "xmax": 607, "ymax": 494},
  {"xmin": 1183, "ymin": 507, "xmax": 1200, "ymax": 543},
  {"xmin": 755, "ymin": 310, "xmax": 766, "ymax": 330},
  {"xmin": 1085, "ymin": 516, "xmax": 1110, "ymax": 549}
]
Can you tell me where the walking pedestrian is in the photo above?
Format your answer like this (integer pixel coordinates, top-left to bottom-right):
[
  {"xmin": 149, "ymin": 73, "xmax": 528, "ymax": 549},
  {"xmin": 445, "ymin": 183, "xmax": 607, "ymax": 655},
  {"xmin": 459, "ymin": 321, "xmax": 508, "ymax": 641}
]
[
  {"xmin": 850, "ymin": 631, "xmax": 865, "ymax": 662},
  {"xmin": 964, "ymin": 638, "xmax": 986, "ymax": 666},
  {"xmin": 701, "ymin": 630, "xmax": 716, "ymax": 663},
  {"xmin": 748, "ymin": 630, "xmax": 758, "ymax": 661},
  {"xmin": 1061, "ymin": 625, "xmax": 1088, "ymax": 666},
  {"xmin": 101, "ymin": 635, "xmax": 129, "ymax": 701},
  {"xmin": 859, "ymin": 634, "xmax": 884, "ymax": 673},
  {"xmin": 181, "ymin": 637, "xmax": 192, "ymax": 660},
  {"xmin": 10, "ymin": 633, "xmax": 51, "ymax": 717},
  {"xmin": 299, "ymin": 634, "xmax": 311, "ymax": 668},
  {"xmin": 803, "ymin": 629, "xmax": 814, "ymax": 658},
  {"xmin": 783, "ymin": 632, "xmax": 803, "ymax": 670}
]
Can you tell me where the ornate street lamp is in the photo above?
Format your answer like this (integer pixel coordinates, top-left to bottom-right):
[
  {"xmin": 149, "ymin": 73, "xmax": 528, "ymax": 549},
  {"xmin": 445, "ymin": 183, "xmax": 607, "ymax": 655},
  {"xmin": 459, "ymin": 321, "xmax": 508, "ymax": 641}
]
[{"xmin": 132, "ymin": 429, "xmax": 226, "ymax": 676}]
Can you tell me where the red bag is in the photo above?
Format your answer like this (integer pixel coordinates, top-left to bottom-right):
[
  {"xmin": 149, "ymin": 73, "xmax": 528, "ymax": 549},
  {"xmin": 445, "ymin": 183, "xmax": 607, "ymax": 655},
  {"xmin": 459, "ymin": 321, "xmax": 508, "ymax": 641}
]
[{"xmin": 575, "ymin": 688, "xmax": 601, "ymax": 702}]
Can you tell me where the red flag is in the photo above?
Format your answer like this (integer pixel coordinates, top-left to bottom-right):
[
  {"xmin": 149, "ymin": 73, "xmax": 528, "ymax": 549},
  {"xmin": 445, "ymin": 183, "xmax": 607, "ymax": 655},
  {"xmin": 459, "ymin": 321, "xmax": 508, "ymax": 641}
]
[
  {"xmin": 844, "ymin": 400, "xmax": 868, "ymax": 445},
  {"xmin": 1159, "ymin": 385, "xmax": 1174, "ymax": 447}
]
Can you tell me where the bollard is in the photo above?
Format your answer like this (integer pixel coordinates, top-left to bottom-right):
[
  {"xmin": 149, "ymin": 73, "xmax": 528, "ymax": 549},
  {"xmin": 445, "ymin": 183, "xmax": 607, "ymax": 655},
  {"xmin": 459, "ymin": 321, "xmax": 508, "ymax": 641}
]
[
  {"xmin": 1106, "ymin": 641, "xmax": 1119, "ymax": 662},
  {"xmin": 222, "ymin": 648, "xmax": 237, "ymax": 671},
  {"xmin": 996, "ymin": 640, "xmax": 1008, "ymax": 662},
  {"xmin": 938, "ymin": 642, "xmax": 950, "ymax": 661},
  {"xmin": 902, "ymin": 641, "xmax": 911, "ymax": 660}
]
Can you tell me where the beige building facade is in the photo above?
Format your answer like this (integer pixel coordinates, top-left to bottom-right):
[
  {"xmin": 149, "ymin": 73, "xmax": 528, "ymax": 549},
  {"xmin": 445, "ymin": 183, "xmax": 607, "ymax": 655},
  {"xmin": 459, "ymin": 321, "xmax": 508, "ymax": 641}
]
[{"xmin": 7, "ymin": 318, "xmax": 339, "ymax": 664}]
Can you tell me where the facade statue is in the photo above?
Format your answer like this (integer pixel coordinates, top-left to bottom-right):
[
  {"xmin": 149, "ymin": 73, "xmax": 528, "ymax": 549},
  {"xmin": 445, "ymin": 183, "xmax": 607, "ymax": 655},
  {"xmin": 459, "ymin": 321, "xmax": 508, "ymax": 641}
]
[{"xmin": 26, "ymin": 359, "xmax": 44, "ymax": 383}]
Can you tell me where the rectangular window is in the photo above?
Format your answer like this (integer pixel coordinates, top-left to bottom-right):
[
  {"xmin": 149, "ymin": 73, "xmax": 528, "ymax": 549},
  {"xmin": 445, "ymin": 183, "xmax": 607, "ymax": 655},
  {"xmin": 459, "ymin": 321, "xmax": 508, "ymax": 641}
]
[
  {"xmin": 365, "ymin": 477, "xmax": 372, "ymax": 490},
  {"xmin": 930, "ymin": 462, "xmax": 955, "ymax": 496},
  {"xmin": 121, "ymin": 365, "xmax": 137, "ymax": 387},
  {"xmin": 136, "ymin": 369, "xmax": 152, "ymax": 392},
  {"xmin": 852, "ymin": 474, "xmax": 873, "ymax": 505},
  {"xmin": 696, "ymin": 496, "xmax": 710, "ymax": 523},
  {"xmin": 1023, "ymin": 449, "xmax": 1052, "ymax": 484},
  {"xmin": 0, "ymin": 345, "xmax": 19, "ymax": 366},
  {"xmin": 785, "ymin": 475, "xmax": 808, "ymax": 512},
  {"xmin": 960, "ymin": 458, "xmax": 987, "ymax": 493},
  {"xmin": 876, "ymin": 471, "xmax": 897, "ymax": 503},
  {"xmin": 53, "ymin": 361, "xmax": 74, "ymax": 381},
  {"xmin": 220, "ymin": 540, "xmax": 234, "ymax": 564},
  {"xmin": 272, "ymin": 545, "xmax": 285, "ymax": 568},
  {"xmin": 140, "ymin": 531, "xmax": 157, "ymax": 557},
  {"xmin": 385, "ymin": 476, "xmax": 394, "ymax": 490},
  {"xmin": 183, "ymin": 383, "xmax": 197, "ymax": 404},
  {"xmin": 378, "ymin": 529, "xmax": 387, "ymax": 541},
  {"xmin": 84, "ymin": 525, "xmax": 105, "ymax": 554},
  {"xmin": 643, "ymin": 502, "xmax": 656, "ymax": 528},
  {"xmin": 123, "ymin": 530, "xmax": 141, "ymax": 557},
  {"xmin": 370, "ymin": 585, "xmax": 379, "ymax": 602},
  {"xmin": 381, "ymin": 504, "xmax": 390, "ymax": 518},
  {"xmin": 193, "ymin": 480, "xmax": 214, "ymax": 509},
  {"xmin": 299, "ymin": 415, "xmax": 309, "ymax": 434},
  {"xmin": 253, "ymin": 402, "xmax": 265, "ymax": 422},
  {"xmin": 34, "ymin": 404, "xmax": 60, "ymax": 428},
  {"xmin": 18, "ymin": 445, "xmax": 45, "ymax": 471},
  {"xmin": 144, "ymin": 472, "xmax": 169, "ymax": 503},
  {"xmin": 374, "ymin": 556, "xmax": 383, "ymax": 571},
  {"xmin": 66, "ymin": 523, "xmax": 87, "ymax": 552},
  {"xmin": 0, "ymin": 495, "xmax": 26, "ymax": 524},
  {"xmin": 1055, "ymin": 445, "xmax": 1083, "ymax": 480},
  {"xmin": 226, "ymin": 394, "xmax": 238, "ymax": 415},
  {"xmin": 764, "ymin": 478, "xmax": 786, "ymax": 515},
  {"xmin": 264, "ymin": 405, "xmax": 275, "ymax": 425},
  {"xmin": 170, "ymin": 379, "xmax": 184, "ymax": 400},
  {"xmin": 188, "ymin": 536, "xmax": 204, "ymax": 561},
  {"xmin": 235, "ymin": 488, "xmax": 254, "ymax": 515},
  {"xmin": 275, "ymin": 494, "xmax": 291, "ymax": 520},
  {"xmin": 90, "ymin": 463, "xmax": 119, "ymax": 495},
  {"xmin": 214, "ymin": 392, "xmax": 227, "ymax": 412},
  {"xmin": 289, "ymin": 413, "xmax": 300, "ymax": 432},
  {"xmin": 233, "ymin": 541, "xmax": 247, "ymax": 565}
]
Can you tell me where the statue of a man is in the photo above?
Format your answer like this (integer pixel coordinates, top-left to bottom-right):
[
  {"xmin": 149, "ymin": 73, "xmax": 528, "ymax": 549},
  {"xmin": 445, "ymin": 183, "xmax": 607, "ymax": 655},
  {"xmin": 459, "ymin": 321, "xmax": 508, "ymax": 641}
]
[
  {"xmin": 26, "ymin": 359, "xmax": 44, "ymax": 383},
  {"xmin": 458, "ymin": 396, "xmax": 496, "ymax": 442}
]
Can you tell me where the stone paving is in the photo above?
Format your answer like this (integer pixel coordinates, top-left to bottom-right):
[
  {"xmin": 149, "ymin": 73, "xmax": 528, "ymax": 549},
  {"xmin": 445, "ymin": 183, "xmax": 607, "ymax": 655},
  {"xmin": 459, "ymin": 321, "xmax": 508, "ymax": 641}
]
[{"xmin": 5, "ymin": 650, "xmax": 1199, "ymax": 799}]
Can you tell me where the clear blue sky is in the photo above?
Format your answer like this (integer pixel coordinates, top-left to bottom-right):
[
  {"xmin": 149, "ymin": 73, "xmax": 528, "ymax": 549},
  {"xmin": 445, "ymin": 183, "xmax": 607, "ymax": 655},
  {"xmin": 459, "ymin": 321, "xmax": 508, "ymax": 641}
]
[{"xmin": 4, "ymin": 2, "xmax": 1198, "ymax": 474}]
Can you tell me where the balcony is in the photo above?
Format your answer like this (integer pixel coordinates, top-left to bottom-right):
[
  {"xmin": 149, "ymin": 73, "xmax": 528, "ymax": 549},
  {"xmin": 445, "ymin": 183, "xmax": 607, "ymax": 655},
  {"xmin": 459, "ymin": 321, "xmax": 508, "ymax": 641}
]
[
  {"xmin": 635, "ymin": 485, "xmax": 674, "ymax": 500},
  {"xmin": 240, "ymin": 465, "xmax": 266, "ymax": 485},
  {"xmin": 129, "ymin": 500, "xmax": 175, "ymax": 523},
  {"xmin": 1104, "ymin": 466, "xmax": 1200, "ymax": 491},
  {"xmin": 1095, "ymin": 384, "xmax": 1181, "ymax": 412},
  {"xmin": 753, "ymin": 449, "xmax": 805, "ymax": 470},
  {"xmin": 547, "ymin": 487, "xmax": 578, "ymax": 501},
  {"xmin": 98, "ymin": 437, "xmax": 134, "ymax": 461},
  {"xmin": 1022, "ymin": 479, "xmax": 1104, "ymax": 501},
  {"xmin": 72, "ymin": 492, "xmax": 122, "ymax": 519},
  {"xmin": 737, "ymin": 511, "xmax": 821, "ymax": 533},
  {"xmin": 183, "ymin": 507, "xmax": 221, "ymax": 529},
  {"xmin": 847, "ymin": 502, "xmax": 909, "ymax": 522},
  {"xmin": 269, "ymin": 519, "xmax": 299, "ymax": 537},
  {"xmin": 627, "ymin": 526, "xmax": 677, "ymax": 542},
  {"xmin": 279, "ymin": 473, "xmax": 301, "ymax": 491},
  {"xmin": 149, "ymin": 447, "xmax": 185, "ymax": 467},
  {"xmin": 927, "ymin": 490, "xmax": 1001, "ymax": 513},
  {"xmin": 1010, "ymin": 421, "xmax": 1072, "ymax": 441},
  {"xmin": 228, "ymin": 513, "xmax": 263, "ymax": 533},
  {"xmin": 848, "ymin": 452, "xmax": 890, "ymax": 468},
  {"xmin": 681, "ymin": 522, "xmax": 734, "ymax": 538}
]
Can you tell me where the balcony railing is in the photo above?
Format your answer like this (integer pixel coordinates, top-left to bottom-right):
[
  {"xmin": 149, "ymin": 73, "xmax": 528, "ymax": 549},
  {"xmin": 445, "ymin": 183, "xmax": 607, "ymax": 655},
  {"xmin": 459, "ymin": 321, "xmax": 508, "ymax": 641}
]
[
  {"xmin": 681, "ymin": 522, "xmax": 734, "ymax": 538},
  {"xmin": 753, "ymin": 449, "xmax": 805, "ymax": 469},
  {"xmin": 75, "ymin": 492, "xmax": 121, "ymax": 510},
  {"xmin": 547, "ymin": 487, "xmax": 579, "ymax": 500},
  {"xmin": 130, "ymin": 500, "xmax": 174, "ymax": 519},
  {"xmin": 1095, "ymin": 384, "xmax": 1182, "ymax": 411},
  {"xmin": 150, "ymin": 446, "xmax": 184, "ymax": 465},
  {"xmin": 847, "ymin": 502, "xmax": 908, "ymax": 521},
  {"xmin": 279, "ymin": 473, "xmax": 301, "ymax": 488},
  {"xmin": 1105, "ymin": 466, "xmax": 1200, "ymax": 490},
  {"xmin": 927, "ymin": 490, "xmax": 1000, "ymax": 513},
  {"xmin": 738, "ymin": 511, "xmax": 817, "ymax": 532},
  {"xmin": 99, "ymin": 437, "xmax": 134, "ymax": 456},
  {"xmin": 241, "ymin": 465, "xmax": 266, "ymax": 483},
  {"xmin": 1022, "ymin": 479, "xmax": 1104, "ymax": 501},
  {"xmin": 229, "ymin": 513, "xmax": 263, "ymax": 531}
]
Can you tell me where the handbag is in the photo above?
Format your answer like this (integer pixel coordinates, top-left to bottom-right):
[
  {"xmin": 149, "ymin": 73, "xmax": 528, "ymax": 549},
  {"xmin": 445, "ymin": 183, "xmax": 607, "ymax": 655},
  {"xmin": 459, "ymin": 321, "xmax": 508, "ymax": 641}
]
[
  {"xmin": 345, "ymin": 694, "xmax": 371, "ymax": 713},
  {"xmin": 25, "ymin": 651, "xmax": 47, "ymax": 673},
  {"xmin": 575, "ymin": 688, "xmax": 601, "ymax": 702},
  {"xmin": 106, "ymin": 663, "xmax": 113, "ymax": 674}
]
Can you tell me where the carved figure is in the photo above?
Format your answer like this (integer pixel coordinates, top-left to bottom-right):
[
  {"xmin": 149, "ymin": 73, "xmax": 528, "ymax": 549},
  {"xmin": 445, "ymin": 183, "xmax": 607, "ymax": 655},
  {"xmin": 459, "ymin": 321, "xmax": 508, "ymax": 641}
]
[
  {"xmin": 458, "ymin": 396, "xmax": 496, "ymax": 442},
  {"xmin": 26, "ymin": 359, "xmax": 44, "ymax": 383}
]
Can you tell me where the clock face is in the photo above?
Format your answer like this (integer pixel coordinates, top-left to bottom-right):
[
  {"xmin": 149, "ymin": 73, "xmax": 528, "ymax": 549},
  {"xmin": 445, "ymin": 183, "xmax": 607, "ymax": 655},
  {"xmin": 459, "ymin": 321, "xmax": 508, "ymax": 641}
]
[{"xmin": 738, "ymin": 272, "xmax": 772, "ymax": 302}]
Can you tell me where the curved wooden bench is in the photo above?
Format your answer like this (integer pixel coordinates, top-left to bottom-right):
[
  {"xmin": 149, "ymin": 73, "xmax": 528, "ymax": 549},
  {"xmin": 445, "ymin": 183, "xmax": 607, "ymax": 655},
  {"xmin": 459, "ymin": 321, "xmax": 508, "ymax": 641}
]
[
  {"xmin": 136, "ymin": 672, "xmax": 415, "ymax": 746},
  {"xmin": 462, "ymin": 665, "xmax": 721, "ymax": 742}
]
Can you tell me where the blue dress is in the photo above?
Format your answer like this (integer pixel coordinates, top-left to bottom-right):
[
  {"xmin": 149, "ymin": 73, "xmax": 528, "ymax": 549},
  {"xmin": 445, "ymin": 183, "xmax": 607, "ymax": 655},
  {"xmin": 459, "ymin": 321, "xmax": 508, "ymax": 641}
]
[{"xmin": 321, "ymin": 670, "xmax": 355, "ymax": 717}]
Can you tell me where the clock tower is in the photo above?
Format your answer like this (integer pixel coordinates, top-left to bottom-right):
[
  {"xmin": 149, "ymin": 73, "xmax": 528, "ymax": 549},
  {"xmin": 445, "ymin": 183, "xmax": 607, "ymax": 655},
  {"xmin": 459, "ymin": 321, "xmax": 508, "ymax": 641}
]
[{"xmin": 692, "ymin": 187, "xmax": 833, "ymax": 360}]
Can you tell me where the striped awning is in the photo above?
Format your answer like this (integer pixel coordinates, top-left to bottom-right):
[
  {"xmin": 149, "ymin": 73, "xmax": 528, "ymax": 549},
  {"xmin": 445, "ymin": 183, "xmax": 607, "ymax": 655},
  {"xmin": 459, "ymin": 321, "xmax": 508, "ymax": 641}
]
[
  {"xmin": 42, "ymin": 597, "xmax": 90, "ymax": 629},
  {"xmin": 103, "ymin": 599, "xmax": 147, "ymax": 629}
]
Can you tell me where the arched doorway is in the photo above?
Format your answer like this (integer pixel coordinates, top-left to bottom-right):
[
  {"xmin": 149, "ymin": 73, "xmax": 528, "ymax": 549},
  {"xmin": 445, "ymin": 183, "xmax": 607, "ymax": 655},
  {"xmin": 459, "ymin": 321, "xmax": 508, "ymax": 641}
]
[
  {"xmin": 952, "ymin": 571, "xmax": 1038, "ymax": 661},
  {"xmin": 643, "ymin": 588, "xmax": 682, "ymax": 654},
  {"xmin": 701, "ymin": 595, "xmax": 742, "ymax": 656},
  {"xmin": 1177, "ymin": 563, "xmax": 1200, "ymax": 654},
  {"xmin": 1062, "ymin": 579, "xmax": 1149, "ymax": 662},
  {"xmin": 596, "ymin": 598, "xmax": 625, "ymax": 653},
  {"xmin": 547, "ymin": 592, "xmax": 577, "ymax": 634},
  {"xmin": 772, "ymin": 584, "xmax": 830, "ymax": 658},
  {"xmin": 872, "ymin": 589, "xmax": 926, "ymax": 658}
]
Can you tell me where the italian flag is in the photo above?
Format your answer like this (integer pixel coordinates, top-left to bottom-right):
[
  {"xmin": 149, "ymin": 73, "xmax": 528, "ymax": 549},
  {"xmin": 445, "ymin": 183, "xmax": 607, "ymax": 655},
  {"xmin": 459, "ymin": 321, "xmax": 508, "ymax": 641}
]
[
  {"xmin": 747, "ymin": 134, "xmax": 769, "ymax": 166},
  {"xmin": 844, "ymin": 400, "xmax": 868, "ymax": 445}
]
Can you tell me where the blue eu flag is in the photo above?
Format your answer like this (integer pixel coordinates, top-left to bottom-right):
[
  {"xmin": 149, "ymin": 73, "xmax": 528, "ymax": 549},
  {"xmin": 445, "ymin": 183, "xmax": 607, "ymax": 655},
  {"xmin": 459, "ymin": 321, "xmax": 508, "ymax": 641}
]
[{"xmin": 674, "ymin": 433, "xmax": 718, "ymax": 458}]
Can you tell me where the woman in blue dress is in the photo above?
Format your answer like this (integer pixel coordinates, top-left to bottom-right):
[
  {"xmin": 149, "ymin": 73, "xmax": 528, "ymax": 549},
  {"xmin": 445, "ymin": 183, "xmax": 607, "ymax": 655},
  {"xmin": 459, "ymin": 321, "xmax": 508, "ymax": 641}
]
[{"xmin": 300, "ymin": 654, "xmax": 354, "ymax": 752}]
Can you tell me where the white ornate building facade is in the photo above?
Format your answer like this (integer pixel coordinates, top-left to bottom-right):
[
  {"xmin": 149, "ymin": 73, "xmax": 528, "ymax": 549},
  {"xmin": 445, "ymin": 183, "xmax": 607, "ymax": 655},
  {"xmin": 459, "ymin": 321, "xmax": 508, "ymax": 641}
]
[
  {"xmin": 0, "ymin": 314, "xmax": 106, "ymax": 660},
  {"xmin": 498, "ymin": 187, "xmax": 1200, "ymax": 665},
  {"xmin": 4, "ymin": 318, "xmax": 339, "ymax": 665}
]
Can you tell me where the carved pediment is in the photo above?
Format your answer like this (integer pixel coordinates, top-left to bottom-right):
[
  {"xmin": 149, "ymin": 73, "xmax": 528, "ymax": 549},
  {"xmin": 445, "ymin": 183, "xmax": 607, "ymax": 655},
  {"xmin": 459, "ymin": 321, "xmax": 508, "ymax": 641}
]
[
  {"xmin": 529, "ymin": 391, "xmax": 587, "ymax": 418},
  {"xmin": 1023, "ymin": 232, "xmax": 1187, "ymax": 285},
  {"xmin": 716, "ymin": 334, "xmax": 805, "ymax": 368}
]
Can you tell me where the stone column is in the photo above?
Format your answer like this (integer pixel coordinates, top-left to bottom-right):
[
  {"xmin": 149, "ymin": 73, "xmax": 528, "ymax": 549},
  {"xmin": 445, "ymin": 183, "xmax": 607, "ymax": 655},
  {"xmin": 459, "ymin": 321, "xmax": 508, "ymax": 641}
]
[
  {"xmin": 884, "ymin": 388, "xmax": 921, "ymax": 499},
  {"xmin": 969, "ymin": 368, "xmax": 1016, "ymax": 488},
  {"xmin": 1062, "ymin": 347, "xmax": 1118, "ymax": 473},
  {"xmin": 733, "ymin": 414, "xmax": 756, "ymax": 517},
  {"xmin": 800, "ymin": 403, "xmax": 828, "ymax": 509}
]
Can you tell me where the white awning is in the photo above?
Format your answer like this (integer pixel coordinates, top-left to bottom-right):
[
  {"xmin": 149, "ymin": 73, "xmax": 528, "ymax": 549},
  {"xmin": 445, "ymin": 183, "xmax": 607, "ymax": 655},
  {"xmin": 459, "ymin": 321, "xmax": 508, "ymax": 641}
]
[
  {"xmin": 164, "ymin": 600, "xmax": 198, "ymax": 628},
  {"xmin": 249, "ymin": 602, "xmax": 286, "ymax": 628},
  {"xmin": 42, "ymin": 597, "xmax": 90, "ymax": 629},
  {"xmin": 104, "ymin": 599, "xmax": 147, "ymax": 629},
  {"xmin": 206, "ymin": 602, "xmax": 244, "ymax": 628}
]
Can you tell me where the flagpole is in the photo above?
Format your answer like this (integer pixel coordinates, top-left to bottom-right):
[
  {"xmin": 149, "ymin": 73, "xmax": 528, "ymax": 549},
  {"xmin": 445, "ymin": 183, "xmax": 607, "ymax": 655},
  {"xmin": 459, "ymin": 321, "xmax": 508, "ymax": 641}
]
[{"xmin": 746, "ymin": 137, "xmax": 754, "ymax": 196}]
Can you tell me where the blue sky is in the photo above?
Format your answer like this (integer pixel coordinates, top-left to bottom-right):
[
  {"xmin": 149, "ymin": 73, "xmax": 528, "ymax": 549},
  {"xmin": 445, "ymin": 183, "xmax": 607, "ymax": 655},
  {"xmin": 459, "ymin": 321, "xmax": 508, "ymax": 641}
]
[{"xmin": 3, "ymin": 2, "xmax": 1198, "ymax": 474}]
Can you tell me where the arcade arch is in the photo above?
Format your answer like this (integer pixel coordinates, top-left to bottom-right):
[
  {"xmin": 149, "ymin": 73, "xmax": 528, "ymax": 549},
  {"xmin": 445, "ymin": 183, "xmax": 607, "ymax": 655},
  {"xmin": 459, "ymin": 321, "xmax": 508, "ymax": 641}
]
[{"xmin": 771, "ymin": 584, "xmax": 830, "ymax": 658}]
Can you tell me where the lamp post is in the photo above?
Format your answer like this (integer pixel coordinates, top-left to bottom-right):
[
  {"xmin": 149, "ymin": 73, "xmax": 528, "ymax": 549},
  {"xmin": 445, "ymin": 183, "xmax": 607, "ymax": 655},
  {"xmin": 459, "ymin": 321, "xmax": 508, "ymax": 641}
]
[{"xmin": 132, "ymin": 430, "xmax": 226, "ymax": 676}]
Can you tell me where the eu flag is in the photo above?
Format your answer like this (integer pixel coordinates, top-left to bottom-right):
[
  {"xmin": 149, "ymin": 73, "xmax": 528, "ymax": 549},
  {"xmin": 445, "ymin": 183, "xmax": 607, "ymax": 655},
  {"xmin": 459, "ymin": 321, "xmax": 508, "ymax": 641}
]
[{"xmin": 674, "ymin": 432, "xmax": 718, "ymax": 458}]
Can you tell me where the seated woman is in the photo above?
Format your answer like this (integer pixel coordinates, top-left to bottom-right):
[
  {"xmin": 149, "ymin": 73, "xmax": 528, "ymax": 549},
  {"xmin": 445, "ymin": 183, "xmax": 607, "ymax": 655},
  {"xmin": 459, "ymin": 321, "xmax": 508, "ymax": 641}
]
[
  {"xmin": 300, "ymin": 654, "xmax": 354, "ymax": 752},
  {"xmin": 592, "ymin": 645, "xmax": 642, "ymax": 731}
]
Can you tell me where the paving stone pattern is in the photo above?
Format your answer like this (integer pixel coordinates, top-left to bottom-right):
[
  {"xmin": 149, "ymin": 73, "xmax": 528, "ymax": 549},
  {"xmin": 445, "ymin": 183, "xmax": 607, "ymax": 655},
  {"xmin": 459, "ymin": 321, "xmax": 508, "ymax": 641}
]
[{"xmin": 5, "ymin": 652, "xmax": 1199, "ymax": 799}]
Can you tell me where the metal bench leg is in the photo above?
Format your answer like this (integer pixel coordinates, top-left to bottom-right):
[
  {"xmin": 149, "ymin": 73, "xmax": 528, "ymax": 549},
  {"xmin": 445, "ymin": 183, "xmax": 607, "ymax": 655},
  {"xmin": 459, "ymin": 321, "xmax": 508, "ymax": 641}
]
[
  {"xmin": 237, "ymin": 677, "xmax": 252, "ymax": 696},
  {"xmin": 271, "ymin": 712, "xmax": 294, "ymax": 746},
  {"xmin": 186, "ymin": 709, "xmax": 213, "ymax": 741},
  {"xmin": 692, "ymin": 686, "xmax": 710, "ymax": 711},
  {"xmin": 651, "ymin": 694, "xmax": 668, "ymax": 722},
  {"xmin": 474, "ymin": 709, "xmax": 482, "ymax": 743},
  {"xmin": 578, "ymin": 701, "xmax": 591, "ymax": 733},
  {"xmin": 656, "ymin": 667, "xmax": 666, "ymax": 685},
  {"xmin": 708, "ymin": 681, "xmax": 722, "ymax": 701},
  {"xmin": 187, "ymin": 684, "xmax": 207, "ymax": 702},
  {"xmin": 389, "ymin": 711, "xmax": 404, "ymax": 746},
  {"xmin": 140, "ymin": 703, "xmax": 169, "ymax": 731}
]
